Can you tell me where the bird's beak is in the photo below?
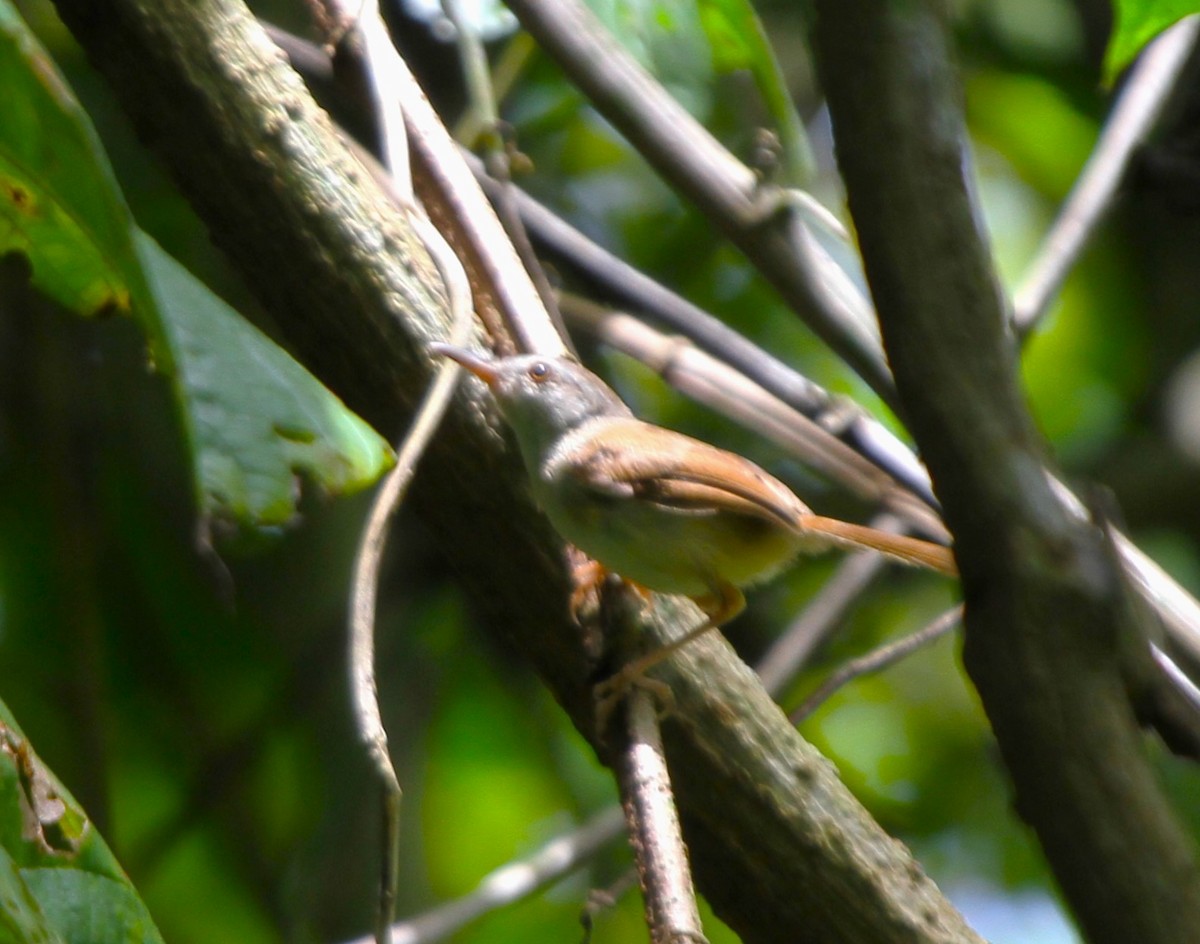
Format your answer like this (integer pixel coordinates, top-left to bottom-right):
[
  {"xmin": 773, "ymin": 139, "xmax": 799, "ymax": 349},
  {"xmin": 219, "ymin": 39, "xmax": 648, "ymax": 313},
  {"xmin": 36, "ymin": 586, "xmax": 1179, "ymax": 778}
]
[{"xmin": 430, "ymin": 343, "xmax": 500, "ymax": 388}]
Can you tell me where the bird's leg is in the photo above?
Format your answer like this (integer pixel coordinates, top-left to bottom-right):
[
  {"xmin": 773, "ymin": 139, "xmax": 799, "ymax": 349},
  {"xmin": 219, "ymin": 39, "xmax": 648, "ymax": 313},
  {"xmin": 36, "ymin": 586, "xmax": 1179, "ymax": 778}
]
[
  {"xmin": 568, "ymin": 557, "xmax": 609, "ymax": 623},
  {"xmin": 569, "ymin": 559, "xmax": 654, "ymax": 624},
  {"xmin": 690, "ymin": 581, "xmax": 747, "ymax": 629},
  {"xmin": 592, "ymin": 582, "xmax": 745, "ymax": 733}
]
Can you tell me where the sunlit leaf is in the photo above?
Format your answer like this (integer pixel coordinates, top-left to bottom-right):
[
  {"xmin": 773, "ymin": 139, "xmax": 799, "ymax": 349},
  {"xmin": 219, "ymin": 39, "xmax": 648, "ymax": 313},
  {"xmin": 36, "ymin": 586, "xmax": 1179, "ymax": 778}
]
[
  {"xmin": 0, "ymin": 1, "xmax": 149, "ymax": 325},
  {"xmin": 1105, "ymin": 0, "xmax": 1200, "ymax": 81}
]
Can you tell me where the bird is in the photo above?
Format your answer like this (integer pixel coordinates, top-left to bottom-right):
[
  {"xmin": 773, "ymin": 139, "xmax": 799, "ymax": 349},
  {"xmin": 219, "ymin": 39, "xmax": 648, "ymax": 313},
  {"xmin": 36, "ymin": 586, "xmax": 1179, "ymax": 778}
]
[{"xmin": 432, "ymin": 344, "xmax": 956, "ymax": 696}]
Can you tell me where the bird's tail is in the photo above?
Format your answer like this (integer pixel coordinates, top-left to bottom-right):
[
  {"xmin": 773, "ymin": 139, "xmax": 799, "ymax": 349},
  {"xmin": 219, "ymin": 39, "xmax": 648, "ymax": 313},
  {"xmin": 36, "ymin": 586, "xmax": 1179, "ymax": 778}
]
[{"xmin": 797, "ymin": 516, "xmax": 958, "ymax": 577}]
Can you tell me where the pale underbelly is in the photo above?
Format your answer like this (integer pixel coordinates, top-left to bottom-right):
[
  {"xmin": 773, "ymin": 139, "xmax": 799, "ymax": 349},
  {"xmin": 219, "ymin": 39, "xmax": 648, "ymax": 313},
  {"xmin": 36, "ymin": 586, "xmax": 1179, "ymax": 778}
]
[{"xmin": 540, "ymin": 491, "xmax": 803, "ymax": 597}]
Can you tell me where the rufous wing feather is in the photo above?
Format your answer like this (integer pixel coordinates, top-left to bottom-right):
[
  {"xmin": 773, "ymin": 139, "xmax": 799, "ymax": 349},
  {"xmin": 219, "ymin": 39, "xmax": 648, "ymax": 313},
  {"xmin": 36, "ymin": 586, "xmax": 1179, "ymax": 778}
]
[{"xmin": 563, "ymin": 418, "xmax": 810, "ymax": 527}]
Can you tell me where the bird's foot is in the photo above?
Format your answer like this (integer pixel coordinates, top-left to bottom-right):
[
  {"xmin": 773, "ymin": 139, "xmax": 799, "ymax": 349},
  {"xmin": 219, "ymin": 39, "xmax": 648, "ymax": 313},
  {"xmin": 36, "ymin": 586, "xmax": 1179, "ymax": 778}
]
[{"xmin": 592, "ymin": 664, "xmax": 676, "ymax": 739}]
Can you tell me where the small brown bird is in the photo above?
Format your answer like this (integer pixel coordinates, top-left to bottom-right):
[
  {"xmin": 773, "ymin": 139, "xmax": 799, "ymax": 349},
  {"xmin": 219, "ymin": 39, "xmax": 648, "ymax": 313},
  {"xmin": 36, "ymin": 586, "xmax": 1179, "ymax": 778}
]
[{"xmin": 433, "ymin": 344, "xmax": 956, "ymax": 635}]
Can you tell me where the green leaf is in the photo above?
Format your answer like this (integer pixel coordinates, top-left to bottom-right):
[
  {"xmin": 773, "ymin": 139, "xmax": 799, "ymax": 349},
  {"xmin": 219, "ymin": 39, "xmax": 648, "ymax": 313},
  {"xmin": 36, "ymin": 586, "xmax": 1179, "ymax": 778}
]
[
  {"xmin": 1104, "ymin": 1, "xmax": 1200, "ymax": 81},
  {"xmin": 0, "ymin": 1, "xmax": 151, "ymax": 325},
  {"xmin": 0, "ymin": 2, "xmax": 393, "ymax": 529},
  {"xmin": 136, "ymin": 232, "xmax": 393, "ymax": 527},
  {"xmin": 0, "ymin": 704, "xmax": 166, "ymax": 944},
  {"xmin": 19, "ymin": 872, "xmax": 160, "ymax": 944},
  {"xmin": 0, "ymin": 847, "xmax": 64, "ymax": 944}
]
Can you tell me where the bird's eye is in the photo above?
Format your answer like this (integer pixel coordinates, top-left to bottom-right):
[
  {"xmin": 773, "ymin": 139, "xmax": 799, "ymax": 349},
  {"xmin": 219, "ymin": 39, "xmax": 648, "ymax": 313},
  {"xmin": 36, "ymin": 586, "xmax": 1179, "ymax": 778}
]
[{"xmin": 528, "ymin": 361, "xmax": 551, "ymax": 383}]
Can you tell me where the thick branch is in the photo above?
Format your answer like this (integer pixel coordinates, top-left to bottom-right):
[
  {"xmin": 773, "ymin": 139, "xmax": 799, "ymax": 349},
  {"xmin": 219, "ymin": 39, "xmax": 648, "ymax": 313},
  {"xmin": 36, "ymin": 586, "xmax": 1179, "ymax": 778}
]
[
  {"xmin": 54, "ymin": 1, "xmax": 982, "ymax": 940},
  {"xmin": 813, "ymin": 3, "xmax": 1200, "ymax": 942}
]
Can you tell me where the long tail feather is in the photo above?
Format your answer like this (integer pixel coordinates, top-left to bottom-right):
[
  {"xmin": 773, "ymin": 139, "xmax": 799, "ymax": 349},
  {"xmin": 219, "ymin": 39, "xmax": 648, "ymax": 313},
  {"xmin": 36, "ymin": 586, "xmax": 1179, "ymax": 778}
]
[{"xmin": 798, "ymin": 517, "xmax": 958, "ymax": 577}]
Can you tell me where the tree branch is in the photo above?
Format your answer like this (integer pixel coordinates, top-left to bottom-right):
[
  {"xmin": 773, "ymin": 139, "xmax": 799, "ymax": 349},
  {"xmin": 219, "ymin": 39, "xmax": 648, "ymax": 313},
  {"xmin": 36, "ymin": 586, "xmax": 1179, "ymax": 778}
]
[{"xmin": 813, "ymin": 3, "xmax": 1200, "ymax": 941}]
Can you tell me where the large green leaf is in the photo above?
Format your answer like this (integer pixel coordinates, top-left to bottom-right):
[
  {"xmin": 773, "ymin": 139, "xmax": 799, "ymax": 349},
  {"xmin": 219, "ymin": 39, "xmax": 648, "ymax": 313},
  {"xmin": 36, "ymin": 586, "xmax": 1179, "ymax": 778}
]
[
  {"xmin": 1105, "ymin": 1, "xmax": 1200, "ymax": 81},
  {"xmin": 137, "ymin": 232, "xmax": 393, "ymax": 526},
  {"xmin": 0, "ymin": 703, "xmax": 165, "ymax": 944},
  {"xmin": 0, "ymin": 2, "xmax": 393, "ymax": 528}
]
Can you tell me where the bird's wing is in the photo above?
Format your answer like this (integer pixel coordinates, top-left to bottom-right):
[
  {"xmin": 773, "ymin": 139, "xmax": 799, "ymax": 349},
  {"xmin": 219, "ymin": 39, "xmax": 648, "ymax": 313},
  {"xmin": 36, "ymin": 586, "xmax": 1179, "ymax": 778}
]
[{"xmin": 557, "ymin": 418, "xmax": 809, "ymax": 528}]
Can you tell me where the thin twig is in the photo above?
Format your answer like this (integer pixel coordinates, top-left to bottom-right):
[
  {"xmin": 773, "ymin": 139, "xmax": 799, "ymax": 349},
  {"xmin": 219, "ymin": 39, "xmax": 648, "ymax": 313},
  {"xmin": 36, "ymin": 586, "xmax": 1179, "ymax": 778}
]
[
  {"xmin": 755, "ymin": 534, "xmax": 892, "ymax": 695},
  {"xmin": 465, "ymin": 158, "xmax": 938, "ymax": 506},
  {"xmin": 581, "ymin": 869, "xmax": 641, "ymax": 940},
  {"xmin": 352, "ymin": 517, "xmax": 940, "ymax": 943},
  {"xmin": 339, "ymin": 7, "xmax": 414, "ymax": 939},
  {"xmin": 338, "ymin": 806, "xmax": 628, "ymax": 944},
  {"xmin": 338, "ymin": 5, "xmax": 476, "ymax": 941},
  {"xmin": 1154, "ymin": 645, "xmax": 1200, "ymax": 716},
  {"xmin": 477, "ymin": 160, "xmax": 825, "ymax": 410},
  {"xmin": 56, "ymin": 3, "xmax": 997, "ymax": 937},
  {"xmin": 498, "ymin": 0, "xmax": 1200, "ymax": 712},
  {"xmin": 269, "ymin": 6, "xmax": 1200, "ymax": 703},
  {"xmin": 1014, "ymin": 17, "xmax": 1200, "ymax": 333},
  {"xmin": 262, "ymin": 20, "xmax": 559, "ymax": 356},
  {"xmin": 788, "ymin": 606, "xmax": 963, "ymax": 724},
  {"xmin": 347, "ymin": 209, "xmax": 473, "ymax": 944},
  {"xmin": 353, "ymin": 0, "xmax": 411, "ymax": 195},
  {"xmin": 351, "ymin": 18, "xmax": 564, "ymax": 357},
  {"xmin": 269, "ymin": 22, "xmax": 939, "ymax": 507}
]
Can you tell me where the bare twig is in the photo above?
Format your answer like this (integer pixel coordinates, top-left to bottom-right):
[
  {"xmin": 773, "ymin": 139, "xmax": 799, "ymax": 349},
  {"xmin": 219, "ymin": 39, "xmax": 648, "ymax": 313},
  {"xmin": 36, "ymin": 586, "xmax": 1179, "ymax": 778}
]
[
  {"xmin": 1154, "ymin": 646, "xmax": 1200, "ymax": 717},
  {"xmin": 262, "ymin": 23, "xmax": 937, "ymax": 504},
  {"xmin": 352, "ymin": 0, "xmax": 411, "ymax": 193},
  {"xmin": 360, "ymin": 18, "xmax": 564, "ymax": 357},
  {"xmin": 51, "ymin": 4, "xmax": 987, "ymax": 937},
  {"xmin": 479, "ymin": 162, "xmax": 828, "ymax": 413},
  {"xmin": 338, "ymin": 806, "xmax": 627, "ymax": 944},
  {"xmin": 581, "ymin": 869, "xmax": 641, "ymax": 939},
  {"xmin": 755, "ymin": 537, "xmax": 892, "ymax": 694},
  {"xmin": 478, "ymin": 9, "xmax": 1200, "ymax": 705},
  {"xmin": 267, "ymin": 3, "xmax": 1200, "ymax": 701},
  {"xmin": 1014, "ymin": 17, "xmax": 1200, "ymax": 333},
  {"xmin": 466, "ymin": 158, "xmax": 938, "ymax": 506},
  {"xmin": 788, "ymin": 606, "xmax": 963, "ymax": 724},
  {"xmin": 339, "ymin": 5, "xmax": 477, "ymax": 940},
  {"xmin": 347, "ymin": 207, "xmax": 473, "ymax": 944}
]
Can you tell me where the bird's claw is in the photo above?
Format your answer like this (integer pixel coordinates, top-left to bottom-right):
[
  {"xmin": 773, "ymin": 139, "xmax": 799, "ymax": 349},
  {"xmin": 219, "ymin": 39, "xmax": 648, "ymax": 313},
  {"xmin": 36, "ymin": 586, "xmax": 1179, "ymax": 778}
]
[{"xmin": 592, "ymin": 666, "xmax": 676, "ymax": 738}]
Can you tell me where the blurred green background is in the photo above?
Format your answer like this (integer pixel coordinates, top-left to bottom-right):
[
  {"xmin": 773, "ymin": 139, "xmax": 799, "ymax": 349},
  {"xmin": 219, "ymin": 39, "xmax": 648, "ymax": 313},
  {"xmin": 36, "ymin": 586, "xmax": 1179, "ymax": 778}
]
[{"xmin": 2, "ymin": 1, "xmax": 1199, "ymax": 942}]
